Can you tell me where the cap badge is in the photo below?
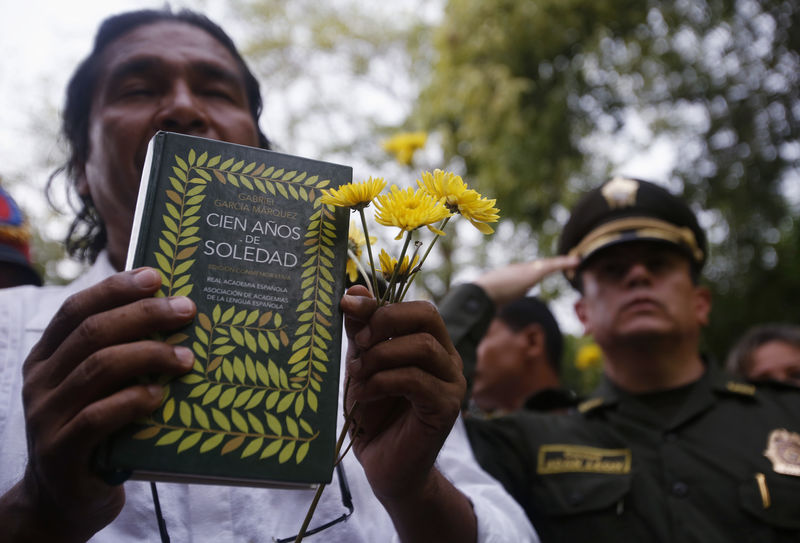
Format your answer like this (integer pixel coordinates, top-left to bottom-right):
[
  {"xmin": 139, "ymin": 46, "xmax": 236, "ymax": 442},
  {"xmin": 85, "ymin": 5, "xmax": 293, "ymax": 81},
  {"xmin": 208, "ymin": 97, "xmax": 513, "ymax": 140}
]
[
  {"xmin": 601, "ymin": 177, "xmax": 639, "ymax": 209},
  {"xmin": 764, "ymin": 428, "xmax": 800, "ymax": 477}
]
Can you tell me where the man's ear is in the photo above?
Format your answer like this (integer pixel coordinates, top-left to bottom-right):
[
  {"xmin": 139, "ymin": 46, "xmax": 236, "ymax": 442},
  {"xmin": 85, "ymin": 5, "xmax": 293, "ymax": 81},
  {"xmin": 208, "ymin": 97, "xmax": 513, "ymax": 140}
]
[
  {"xmin": 574, "ymin": 297, "xmax": 592, "ymax": 335},
  {"xmin": 694, "ymin": 285, "xmax": 712, "ymax": 327},
  {"xmin": 75, "ymin": 166, "xmax": 90, "ymax": 199},
  {"xmin": 522, "ymin": 323, "xmax": 545, "ymax": 358}
]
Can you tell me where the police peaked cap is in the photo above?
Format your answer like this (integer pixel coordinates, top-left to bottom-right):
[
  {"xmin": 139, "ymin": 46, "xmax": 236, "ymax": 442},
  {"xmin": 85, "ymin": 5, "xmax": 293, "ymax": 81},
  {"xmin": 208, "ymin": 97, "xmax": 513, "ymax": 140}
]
[{"xmin": 557, "ymin": 177, "xmax": 706, "ymax": 285}]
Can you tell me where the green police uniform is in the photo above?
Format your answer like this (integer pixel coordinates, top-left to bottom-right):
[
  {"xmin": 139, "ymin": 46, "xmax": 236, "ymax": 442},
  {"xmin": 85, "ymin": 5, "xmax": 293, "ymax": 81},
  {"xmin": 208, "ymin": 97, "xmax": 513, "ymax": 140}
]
[
  {"xmin": 452, "ymin": 178, "xmax": 800, "ymax": 541},
  {"xmin": 439, "ymin": 282, "xmax": 495, "ymax": 402},
  {"xmin": 465, "ymin": 367, "xmax": 800, "ymax": 542}
]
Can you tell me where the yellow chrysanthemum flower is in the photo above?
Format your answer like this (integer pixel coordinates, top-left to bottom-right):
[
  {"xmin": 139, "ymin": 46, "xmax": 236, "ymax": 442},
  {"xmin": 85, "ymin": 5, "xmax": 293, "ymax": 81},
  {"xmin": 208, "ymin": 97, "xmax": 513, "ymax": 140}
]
[
  {"xmin": 417, "ymin": 169, "xmax": 500, "ymax": 234},
  {"xmin": 347, "ymin": 221, "xmax": 376, "ymax": 282},
  {"xmin": 319, "ymin": 177, "xmax": 387, "ymax": 210},
  {"xmin": 575, "ymin": 343, "xmax": 604, "ymax": 371},
  {"xmin": 373, "ymin": 185, "xmax": 452, "ymax": 240},
  {"xmin": 378, "ymin": 249, "xmax": 420, "ymax": 280},
  {"xmin": 381, "ymin": 132, "xmax": 428, "ymax": 166}
]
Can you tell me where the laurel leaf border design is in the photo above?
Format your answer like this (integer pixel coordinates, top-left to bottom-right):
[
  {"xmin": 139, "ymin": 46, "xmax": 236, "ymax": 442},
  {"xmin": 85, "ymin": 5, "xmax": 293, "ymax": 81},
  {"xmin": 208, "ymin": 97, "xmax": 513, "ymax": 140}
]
[{"xmin": 134, "ymin": 148, "xmax": 340, "ymax": 466}]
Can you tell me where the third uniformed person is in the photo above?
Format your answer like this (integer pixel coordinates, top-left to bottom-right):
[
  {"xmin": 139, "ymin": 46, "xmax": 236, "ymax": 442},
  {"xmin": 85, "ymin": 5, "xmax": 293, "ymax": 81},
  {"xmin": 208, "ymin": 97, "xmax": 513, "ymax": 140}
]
[{"xmin": 461, "ymin": 177, "xmax": 800, "ymax": 542}]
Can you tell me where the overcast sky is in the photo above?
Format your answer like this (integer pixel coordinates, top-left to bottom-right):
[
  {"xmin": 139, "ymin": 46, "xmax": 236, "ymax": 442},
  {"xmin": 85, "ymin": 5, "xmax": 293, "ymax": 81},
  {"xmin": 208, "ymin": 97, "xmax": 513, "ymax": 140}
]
[{"xmin": 1, "ymin": 0, "xmax": 231, "ymax": 173}]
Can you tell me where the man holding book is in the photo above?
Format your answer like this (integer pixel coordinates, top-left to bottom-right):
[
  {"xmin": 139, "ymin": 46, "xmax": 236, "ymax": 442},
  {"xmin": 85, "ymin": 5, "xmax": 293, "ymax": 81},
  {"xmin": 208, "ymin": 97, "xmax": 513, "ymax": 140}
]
[{"xmin": 0, "ymin": 8, "xmax": 536, "ymax": 542}]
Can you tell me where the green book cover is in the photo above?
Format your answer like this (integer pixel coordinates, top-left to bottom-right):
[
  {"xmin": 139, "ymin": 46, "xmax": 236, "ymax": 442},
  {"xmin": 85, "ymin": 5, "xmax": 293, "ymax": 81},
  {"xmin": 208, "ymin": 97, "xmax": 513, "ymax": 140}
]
[{"xmin": 97, "ymin": 131, "xmax": 351, "ymax": 487}]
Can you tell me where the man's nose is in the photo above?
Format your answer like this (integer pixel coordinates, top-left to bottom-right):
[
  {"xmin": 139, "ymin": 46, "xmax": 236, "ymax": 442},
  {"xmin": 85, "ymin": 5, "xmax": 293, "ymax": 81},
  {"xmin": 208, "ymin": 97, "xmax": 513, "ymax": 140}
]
[
  {"xmin": 622, "ymin": 261, "xmax": 652, "ymax": 286},
  {"xmin": 154, "ymin": 82, "xmax": 208, "ymax": 134}
]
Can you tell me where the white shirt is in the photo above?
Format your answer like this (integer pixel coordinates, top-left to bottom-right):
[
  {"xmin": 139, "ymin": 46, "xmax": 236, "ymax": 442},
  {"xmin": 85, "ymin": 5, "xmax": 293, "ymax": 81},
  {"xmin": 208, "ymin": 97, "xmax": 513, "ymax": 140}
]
[{"xmin": 0, "ymin": 252, "xmax": 538, "ymax": 542}]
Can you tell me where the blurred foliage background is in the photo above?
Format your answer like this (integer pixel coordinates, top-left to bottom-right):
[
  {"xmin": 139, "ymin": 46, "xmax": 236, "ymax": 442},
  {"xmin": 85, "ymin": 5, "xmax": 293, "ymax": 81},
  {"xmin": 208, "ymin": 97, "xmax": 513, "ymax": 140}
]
[
  {"xmin": 239, "ymin": 0, "xmax": 800, "ymax": 386},
  {"xmin": 2, "ymin": 0, "xmax": 798, "ymax": 392},
  {"xmin": 411, "ymin": 0, "xmax": 800, "ymax": 368}
]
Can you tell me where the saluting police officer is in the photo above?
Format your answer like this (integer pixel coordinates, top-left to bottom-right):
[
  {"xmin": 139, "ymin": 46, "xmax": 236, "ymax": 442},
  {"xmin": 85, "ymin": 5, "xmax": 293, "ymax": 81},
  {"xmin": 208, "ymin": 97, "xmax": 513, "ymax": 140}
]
[{"xmin": 457, "ymin": 177, "xmax": 800, "ymax": 542}]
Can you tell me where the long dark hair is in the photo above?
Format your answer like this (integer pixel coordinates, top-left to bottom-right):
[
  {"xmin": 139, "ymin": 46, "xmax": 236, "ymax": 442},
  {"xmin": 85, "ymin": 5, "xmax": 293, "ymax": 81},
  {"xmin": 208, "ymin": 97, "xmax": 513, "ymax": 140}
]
[{"xmin": 48, "ymin": 8, "xmax": 271, "ymax": 263}]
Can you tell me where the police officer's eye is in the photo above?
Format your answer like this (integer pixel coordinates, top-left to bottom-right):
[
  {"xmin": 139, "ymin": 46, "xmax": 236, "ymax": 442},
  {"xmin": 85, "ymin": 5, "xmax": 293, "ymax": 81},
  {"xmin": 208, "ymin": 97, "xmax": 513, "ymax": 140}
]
[
  {"xmin": 645, "ymin": 256, "xmax": 668, "ymax": 271},
  {"xmin": 646, "ymin": 253, "xmax": 683, "ymax": 274},
  {"xmin": 597, "ymin": 262, "xmax": 627, "ymax": 279}
]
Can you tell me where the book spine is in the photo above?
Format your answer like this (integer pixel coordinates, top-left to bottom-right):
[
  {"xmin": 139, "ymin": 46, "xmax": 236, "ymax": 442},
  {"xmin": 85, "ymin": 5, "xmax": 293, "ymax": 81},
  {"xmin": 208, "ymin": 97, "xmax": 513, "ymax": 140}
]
[{"xmin": 124, "ymin": 131, "xmax": 166, "ymax": 271}]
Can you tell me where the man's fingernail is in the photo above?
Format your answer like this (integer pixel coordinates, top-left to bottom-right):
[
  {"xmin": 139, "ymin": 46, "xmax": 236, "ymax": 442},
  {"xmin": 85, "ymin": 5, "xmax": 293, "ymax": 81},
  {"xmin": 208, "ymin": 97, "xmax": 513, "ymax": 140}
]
[
  {"xmin": 169, "ymin": 297, "xmax": 194, "ymax": 316},
  {"xmin": 147, "ymin": 384, "xmax": 163, "ymax": 400},
  {"xmin": 134, "ymin": 268, "xmax": 161, "ymax": 288},
  {"xmin": 174, "ymin": 346, "xmax": 194, "ymax": 369}
]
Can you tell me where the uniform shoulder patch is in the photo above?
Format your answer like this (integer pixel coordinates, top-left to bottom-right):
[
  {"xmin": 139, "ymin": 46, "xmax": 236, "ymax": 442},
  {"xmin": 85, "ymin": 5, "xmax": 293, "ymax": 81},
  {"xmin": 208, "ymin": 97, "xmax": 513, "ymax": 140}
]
[
  {"xmin": 537, "ymin": 444, "xmax": 631, "ymax": 475},
  {"xmin": 764, "ymin": 428, "xmax": 800, "ymax": 477}
]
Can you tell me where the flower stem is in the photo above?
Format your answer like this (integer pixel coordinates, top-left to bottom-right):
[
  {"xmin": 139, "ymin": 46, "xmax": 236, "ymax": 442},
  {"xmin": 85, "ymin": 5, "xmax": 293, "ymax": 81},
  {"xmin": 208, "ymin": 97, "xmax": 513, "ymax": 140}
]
[
  {"xmin": 294, "ymin": 400, "xmax": 360, "ymax": 543},
  {"xmin": 399, "ymin": 217, "xmax": 450, "ymax": 300},
  {"xmin": 379, "ymin": 231, "xmax": 413, "ymax": 305},
  {"xmin": 348, "ymin": 248, "xmax": 374, "ymax": 297},
  {"xmin": 293, "ymin": 482, "xmax": 326, "ymax": 543},
  {"xmin": 358, "ymin": 210, "xmax": 380, "ymax": 298}
]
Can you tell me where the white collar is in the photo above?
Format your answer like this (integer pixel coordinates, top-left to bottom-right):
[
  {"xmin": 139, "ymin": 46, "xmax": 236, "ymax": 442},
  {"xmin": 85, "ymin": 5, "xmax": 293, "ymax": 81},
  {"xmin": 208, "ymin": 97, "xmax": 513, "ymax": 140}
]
[{"xmin": 27, "ymin": 251, "xmax": 117, "ymax": 331}]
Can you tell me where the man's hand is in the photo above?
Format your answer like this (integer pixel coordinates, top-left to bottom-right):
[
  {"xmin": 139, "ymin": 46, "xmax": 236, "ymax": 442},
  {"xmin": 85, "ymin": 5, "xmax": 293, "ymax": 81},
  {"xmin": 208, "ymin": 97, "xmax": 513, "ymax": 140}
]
[
  {"xmin": 473, "ymin": 255, "xmax": 579, "ymax": 306},
  {"xmin": 340, "ymin": 285, "xmax": 476, "ymax": 542},
  {"xmin": 1, "ymin": 268, "xmax": 196, "ymax": 542}
]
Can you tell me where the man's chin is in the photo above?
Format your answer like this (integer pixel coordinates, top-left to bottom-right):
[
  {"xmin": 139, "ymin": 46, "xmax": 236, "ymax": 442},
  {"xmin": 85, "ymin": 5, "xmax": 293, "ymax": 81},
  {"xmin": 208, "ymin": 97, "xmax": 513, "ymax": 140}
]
[{"xmin": 614, "ymin": 318, "xmax": 676, "ymax": 342}]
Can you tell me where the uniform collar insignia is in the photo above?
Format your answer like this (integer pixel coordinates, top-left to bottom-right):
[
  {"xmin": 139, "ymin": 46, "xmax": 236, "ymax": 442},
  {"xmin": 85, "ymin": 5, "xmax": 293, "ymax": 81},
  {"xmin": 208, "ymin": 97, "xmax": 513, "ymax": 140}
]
[
  {"xmin": 724, "ymin": 381, "xmax": 756, "ymax": 396},
  {"xmin": 601, "ymin": 177, "xmax": 639, "ymax": 209},
  {"xmin": 577, "ymin": 397, "xmax": 606, "ymax": 414},
  {"xmin": 764, "ymin": 428, "xmax": 800, "ymax": 477}
]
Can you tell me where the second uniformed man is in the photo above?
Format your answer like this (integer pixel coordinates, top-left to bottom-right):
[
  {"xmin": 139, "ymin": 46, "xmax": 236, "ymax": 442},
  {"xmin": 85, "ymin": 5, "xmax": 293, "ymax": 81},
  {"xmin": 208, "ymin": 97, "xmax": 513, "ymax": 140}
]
[{"xmin": 462, "ymin": 177, "xmax": 800, "ymax": 542}]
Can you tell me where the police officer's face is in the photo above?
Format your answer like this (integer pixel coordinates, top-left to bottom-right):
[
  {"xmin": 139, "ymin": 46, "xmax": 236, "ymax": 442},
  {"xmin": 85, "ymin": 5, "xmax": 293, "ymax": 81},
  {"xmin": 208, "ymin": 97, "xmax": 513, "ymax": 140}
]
[
  {"xmin": 77, "ymin": 21, "xmax": 261, "ymax": 270},
  {"xmin": 574, "ymin": 242, "xmax": 711, "ymax": 346},
  {"xmin": 746, "ymin": 341, "xmax": 800, "ymax": 386}
]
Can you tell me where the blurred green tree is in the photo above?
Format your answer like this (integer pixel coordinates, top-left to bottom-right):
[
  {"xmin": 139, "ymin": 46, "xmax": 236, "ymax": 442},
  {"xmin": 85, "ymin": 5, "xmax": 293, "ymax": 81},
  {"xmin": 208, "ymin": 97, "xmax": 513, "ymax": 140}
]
[
  {"xmin": 8, "ymin": 1, "xmax": 795, "ymax": 362},
  {"xmin": 239, "ymin": 0, "xmax": 436, "ymax": 165},
  {"xmin": 414, "ymin": 0, "xmax": 800, "ymax": 359},
  {"xmin": 240, "ymin": 0, "xmax": 495, "ymax": 300}
]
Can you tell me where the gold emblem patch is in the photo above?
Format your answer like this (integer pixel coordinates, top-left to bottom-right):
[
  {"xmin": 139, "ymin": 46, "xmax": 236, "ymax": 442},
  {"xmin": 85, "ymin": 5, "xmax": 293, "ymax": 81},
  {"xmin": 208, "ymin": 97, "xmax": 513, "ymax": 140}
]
[
  {"xmin": 764, "ymin": 428, "xmax": 800, "ymax": 477},
  {"xmin": 537, "ymin": 444, "xmax": 631, "ymax": 475},
  {"xmin": 601, "ymin": 177, "xmax": 639, "ymax": 209}
]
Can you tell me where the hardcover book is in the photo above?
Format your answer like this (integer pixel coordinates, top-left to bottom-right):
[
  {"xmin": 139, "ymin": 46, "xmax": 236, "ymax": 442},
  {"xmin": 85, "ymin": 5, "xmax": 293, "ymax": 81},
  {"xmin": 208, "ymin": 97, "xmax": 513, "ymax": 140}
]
[{"xmin": 95, "ymin": 131, "xmax": 351, "ymax": 487}]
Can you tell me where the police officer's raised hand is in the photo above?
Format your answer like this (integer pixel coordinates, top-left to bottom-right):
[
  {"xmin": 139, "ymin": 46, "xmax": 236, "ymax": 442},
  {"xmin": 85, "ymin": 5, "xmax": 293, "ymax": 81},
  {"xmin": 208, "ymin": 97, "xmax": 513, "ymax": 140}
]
[
  {"xmin": 474, "ymin": 255, "xmax": 579, "ymax": 306},
  {"xmin": 0, "ymin": 268, "xmax": 195, "ymax": 542}
]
